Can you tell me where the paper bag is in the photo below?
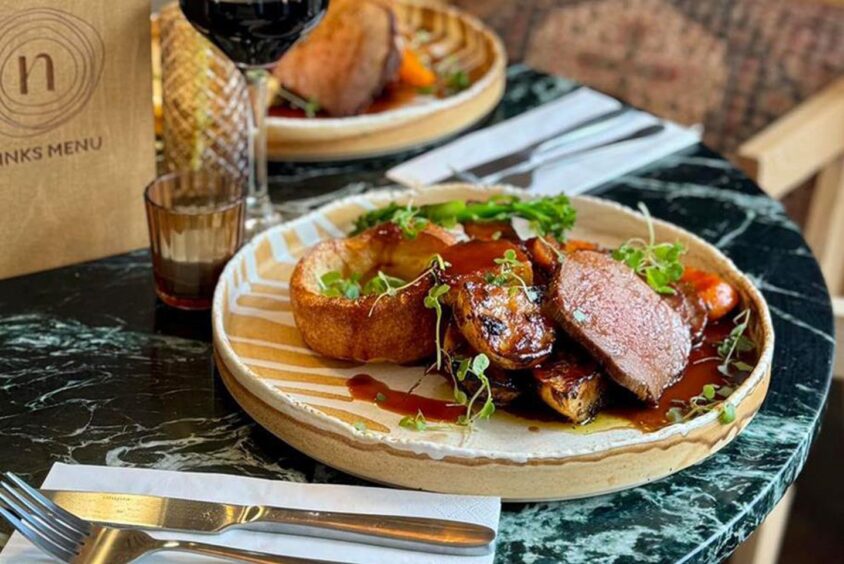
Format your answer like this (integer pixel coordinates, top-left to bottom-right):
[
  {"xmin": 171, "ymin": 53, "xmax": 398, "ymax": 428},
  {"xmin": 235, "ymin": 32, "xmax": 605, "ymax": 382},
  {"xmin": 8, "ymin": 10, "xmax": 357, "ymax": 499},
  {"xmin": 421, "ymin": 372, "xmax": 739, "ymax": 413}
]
[{"xmin": 0, "ymin": 1, "xmax": 156, "ymax": 279}]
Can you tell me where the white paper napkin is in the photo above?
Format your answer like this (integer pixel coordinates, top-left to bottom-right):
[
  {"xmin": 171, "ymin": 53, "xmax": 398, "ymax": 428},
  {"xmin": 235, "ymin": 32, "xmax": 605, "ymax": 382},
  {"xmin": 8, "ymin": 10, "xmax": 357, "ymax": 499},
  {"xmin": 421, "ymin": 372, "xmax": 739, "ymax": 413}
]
[
  {"xmin": 0, "ymin": 463, "xmax": 501, "ymax": 563},
  {"xmin": 387, "ymin": 87, "xmax": 701, "ymax": 195}
]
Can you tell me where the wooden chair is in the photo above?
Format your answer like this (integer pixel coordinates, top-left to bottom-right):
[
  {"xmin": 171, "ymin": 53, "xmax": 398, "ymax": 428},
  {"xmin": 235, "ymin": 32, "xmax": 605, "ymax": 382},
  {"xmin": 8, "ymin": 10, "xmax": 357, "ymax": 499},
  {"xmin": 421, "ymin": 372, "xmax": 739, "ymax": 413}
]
[
  {"xmin": 738, "ymin": 76, "xmax": 844, "ymax": 299},
  {"xmin": 733, "ymin": 76, "xmax": 844, "ymax": 564}
]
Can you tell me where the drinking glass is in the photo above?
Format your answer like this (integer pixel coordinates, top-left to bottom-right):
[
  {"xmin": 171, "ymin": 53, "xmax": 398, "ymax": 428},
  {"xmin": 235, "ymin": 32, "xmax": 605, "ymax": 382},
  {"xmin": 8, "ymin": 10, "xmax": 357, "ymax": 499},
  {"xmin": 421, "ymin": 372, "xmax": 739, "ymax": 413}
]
[
  {"xmin": 179, "ymin": 0, "xmax": 329, "ymax": 238},
  {"xmin": 145, "ymin": 171, "xmax": 245, "ymax": 310}
]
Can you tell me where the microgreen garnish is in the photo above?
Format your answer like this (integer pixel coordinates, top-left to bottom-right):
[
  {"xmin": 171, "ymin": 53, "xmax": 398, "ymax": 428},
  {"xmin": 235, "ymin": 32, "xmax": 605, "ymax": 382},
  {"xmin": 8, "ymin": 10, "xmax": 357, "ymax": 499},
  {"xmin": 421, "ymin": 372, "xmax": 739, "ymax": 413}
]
[
  {"xmin": 352, "ymin": 195, "xmax": 577, "ymax": 242},
  {"xmin": 363, "ymin": 272, "xmax": 407, "ymax": 296},
  {"xmin": 392, "ymin": 204, "xmax": 429, "ymax": 239},
  {"xmin": 424, "ymin": 283, "xmax": 451, "ymax": 369},
  {"xmin": 399, "ymin": 410, "xmax": 429, "ymax": 432},
  {"xmin": 444, "ymin": 69, "xmax": 470, "ymax": 95},
  {"xmin": 319, "ymin": 270, "xmax": 408, "ymax": 300},
  {"xmin": 612, "ymin": 203, "xmax": 686, "ymax": 295},
  {"xmin": 276, "ymin": 87, "xmax": 321, "ymax": 118},
  {"xmin": 398, "ymin": 410, "xmax": 450, "ymax": 432},
  {"xmin": 485, "ymin": 249, "xmax": 530, "ymax": 296},
  {"xmin": 671, "ymin": 309, "xmax": 754, "ymax": 426},
  {"xmin": 719, "ymin": 404, "xmax": 736, "ymax": 424},
  {"xmin": 353, "ymin": 421, "xmax": 367, "ymax": 432},
  {"xmin": 667, "ymin": 383, "xmax": 735, "ymax": 425},
  {"xmin": 453, "ymin": 353, "xmax": 495, "ymax": 426},
  {"xmin": 368, "ymin": 254, "xmax": 449, "ymax": 316},
  {"xmin": 716, "ymin": 309, "xmax": 755, "ymax": 377},
  {"xmin": 375, "ymin": 392, "xmax": 387, "ymax": 403},
  {"xmin": 318, "ymin": 271, "xmax": 362, "ymax": 299}
]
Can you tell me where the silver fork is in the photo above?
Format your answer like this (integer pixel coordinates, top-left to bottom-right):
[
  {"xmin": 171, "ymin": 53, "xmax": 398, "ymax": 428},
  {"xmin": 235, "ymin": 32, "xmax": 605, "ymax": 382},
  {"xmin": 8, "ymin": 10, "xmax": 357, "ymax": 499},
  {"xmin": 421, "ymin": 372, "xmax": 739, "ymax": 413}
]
[
  {"xmin": 0, "ymin": 472, "xmax": 343, "ymax": 563},
  {"xmin": 485, "ymin": 123, "xmax": 666, "ymax": 188}
]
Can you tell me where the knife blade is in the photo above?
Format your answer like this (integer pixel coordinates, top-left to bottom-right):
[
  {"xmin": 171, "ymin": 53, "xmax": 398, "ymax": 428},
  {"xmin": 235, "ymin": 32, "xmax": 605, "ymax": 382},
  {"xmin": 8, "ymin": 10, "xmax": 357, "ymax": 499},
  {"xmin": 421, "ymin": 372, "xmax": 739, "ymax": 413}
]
[
  {"xmin": 441, "ymin": 106, "xmax": 631, "ymax": 183},
  {"xmin": 490, "ymin": 123, "xmax": 666, "ymax": 188},
  {"xmin": 42, "ymin": 490, "xmax": 495, "ymax": 556}
]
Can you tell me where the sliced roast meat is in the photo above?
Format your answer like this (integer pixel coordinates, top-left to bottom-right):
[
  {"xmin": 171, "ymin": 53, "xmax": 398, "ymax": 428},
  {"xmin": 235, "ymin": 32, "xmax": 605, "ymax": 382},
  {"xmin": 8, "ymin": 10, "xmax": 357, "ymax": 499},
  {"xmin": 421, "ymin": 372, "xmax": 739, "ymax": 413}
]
[
  {"xmin": 273, "ymin": 0, "xmax": 400, "ymax": 117},
  {"xmin": 533, "ymin": 348, "xmax": 609, "ymax": 424},
  {"xmin": 546, "ymin": 250, "xmax": 691, "ymax": 403},
  {"xmin": 663, "ymin": 282, "xmax": 708, "ymax": 343},
  {"xmin": 453, "ymin": 282, "xmax": 555, "ymax": 370}
]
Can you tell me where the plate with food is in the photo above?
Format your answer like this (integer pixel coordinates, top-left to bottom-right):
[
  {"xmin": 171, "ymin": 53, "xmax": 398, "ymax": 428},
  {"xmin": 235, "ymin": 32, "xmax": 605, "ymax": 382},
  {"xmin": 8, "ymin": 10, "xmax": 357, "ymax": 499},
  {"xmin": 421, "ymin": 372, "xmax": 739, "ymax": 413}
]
[
  {"xmin": 212, "ymin": 184, "xmax": 773, "ymax": 501},
  {"xmin": 152, "ymin": 0, "xmax": 505, "ymax": 161},
  {"xmin": 265, "ymin": 0, "xmax": 506, "ymax": 160}
]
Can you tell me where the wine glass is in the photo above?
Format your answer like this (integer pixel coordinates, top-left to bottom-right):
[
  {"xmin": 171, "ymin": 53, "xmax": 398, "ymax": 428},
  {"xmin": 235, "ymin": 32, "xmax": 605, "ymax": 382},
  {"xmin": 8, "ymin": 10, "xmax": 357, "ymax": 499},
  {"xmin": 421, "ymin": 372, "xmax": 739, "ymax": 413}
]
[{"xmin": 180, "ymin": 0, "xmax": 329, "ymax": 237}]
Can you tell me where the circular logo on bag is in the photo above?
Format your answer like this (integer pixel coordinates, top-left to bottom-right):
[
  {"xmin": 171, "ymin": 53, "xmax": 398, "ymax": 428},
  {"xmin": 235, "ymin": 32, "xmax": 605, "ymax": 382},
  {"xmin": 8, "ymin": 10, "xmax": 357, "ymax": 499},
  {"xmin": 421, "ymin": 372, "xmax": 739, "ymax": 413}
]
[{"xmin": 0, "ymin": 8, "xmax": 105, "ymax": 138}]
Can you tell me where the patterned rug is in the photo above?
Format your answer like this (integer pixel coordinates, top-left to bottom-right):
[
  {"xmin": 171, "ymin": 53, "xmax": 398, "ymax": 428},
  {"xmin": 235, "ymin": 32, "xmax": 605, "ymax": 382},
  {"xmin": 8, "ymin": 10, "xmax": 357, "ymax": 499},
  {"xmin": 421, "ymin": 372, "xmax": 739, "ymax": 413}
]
[{"xmin": 452, "ymin": 0, "xmax": 844, "ymax": 158}]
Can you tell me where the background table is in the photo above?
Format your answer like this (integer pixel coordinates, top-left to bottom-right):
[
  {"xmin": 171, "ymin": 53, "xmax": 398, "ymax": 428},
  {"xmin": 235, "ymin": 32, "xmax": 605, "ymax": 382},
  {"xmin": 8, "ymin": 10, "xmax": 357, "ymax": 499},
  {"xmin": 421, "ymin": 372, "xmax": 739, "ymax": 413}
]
[{"xmin": 0, "ymin": 68, "xmax": 834, "ymax": 563}]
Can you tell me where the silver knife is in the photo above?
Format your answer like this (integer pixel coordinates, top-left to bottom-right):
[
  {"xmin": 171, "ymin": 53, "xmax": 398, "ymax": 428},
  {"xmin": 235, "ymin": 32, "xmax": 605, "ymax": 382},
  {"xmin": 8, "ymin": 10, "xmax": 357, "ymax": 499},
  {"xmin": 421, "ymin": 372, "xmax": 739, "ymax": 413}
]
[
  {"xmin": 442, "ymin": 106, "xmax": 631, "ymax": 183},
  {"xmin": 490, "ymin": 123, "xmax": 667, "ymax": 188},
  {"xmin": 43, "ymin": 490, "xmax": 495, "ymax": 556}
]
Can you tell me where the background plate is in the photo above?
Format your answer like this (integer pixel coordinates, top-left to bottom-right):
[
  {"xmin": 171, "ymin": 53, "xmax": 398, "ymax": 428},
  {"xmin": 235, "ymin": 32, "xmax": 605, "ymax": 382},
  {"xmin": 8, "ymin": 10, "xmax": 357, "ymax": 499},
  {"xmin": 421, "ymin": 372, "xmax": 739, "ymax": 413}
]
[
  {"xmin": 212, "ymin": 184, "xmax": 774, "ymax": 501},
  {"xmin": 265, "ymin": 0, "xmax": 507, "ymax": 161}
]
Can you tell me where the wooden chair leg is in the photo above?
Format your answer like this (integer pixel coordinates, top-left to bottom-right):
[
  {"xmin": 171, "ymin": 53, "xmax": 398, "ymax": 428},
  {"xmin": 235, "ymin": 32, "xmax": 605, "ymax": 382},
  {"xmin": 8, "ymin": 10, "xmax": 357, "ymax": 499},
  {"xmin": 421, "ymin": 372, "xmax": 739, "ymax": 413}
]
[
  {"xmin": 805, "ymin": 156, "xmax": 844, "ymax": 295},
  {"xmin": 730, "ymin": 486, "xmax": 795, "ymax": 564}
]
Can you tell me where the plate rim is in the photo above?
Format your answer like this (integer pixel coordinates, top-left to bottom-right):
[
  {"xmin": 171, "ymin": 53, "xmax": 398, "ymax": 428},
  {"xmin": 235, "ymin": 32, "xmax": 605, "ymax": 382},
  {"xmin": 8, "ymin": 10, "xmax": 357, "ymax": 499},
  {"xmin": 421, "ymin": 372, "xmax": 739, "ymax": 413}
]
[
  {"xmin": 266, "ymin": 0, "xmax": 508, "ymax": 132},
  {"xmin": 212, "ymin": 184, "xmax": 775, "ymax": 464}
]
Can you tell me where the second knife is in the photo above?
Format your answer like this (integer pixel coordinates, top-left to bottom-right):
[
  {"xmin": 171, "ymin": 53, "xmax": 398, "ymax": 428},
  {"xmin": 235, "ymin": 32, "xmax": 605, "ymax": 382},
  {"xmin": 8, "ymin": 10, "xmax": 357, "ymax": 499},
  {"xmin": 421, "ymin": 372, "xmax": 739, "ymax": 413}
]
[{"xmin": 443, "ymin": 105, "xmax": 631, "ymax": 182}]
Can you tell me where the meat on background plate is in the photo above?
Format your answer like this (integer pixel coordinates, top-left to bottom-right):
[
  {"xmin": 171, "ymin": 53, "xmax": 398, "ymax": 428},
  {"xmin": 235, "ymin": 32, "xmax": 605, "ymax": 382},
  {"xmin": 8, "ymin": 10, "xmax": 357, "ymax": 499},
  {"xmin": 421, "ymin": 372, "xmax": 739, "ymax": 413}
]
[
  {"xmin": 547, "ymin": 251, "xmax": 691, "ymax": 403},
  {"xmin": 274, "ymin": 0, "xmax": 401, "ymax": 116}
]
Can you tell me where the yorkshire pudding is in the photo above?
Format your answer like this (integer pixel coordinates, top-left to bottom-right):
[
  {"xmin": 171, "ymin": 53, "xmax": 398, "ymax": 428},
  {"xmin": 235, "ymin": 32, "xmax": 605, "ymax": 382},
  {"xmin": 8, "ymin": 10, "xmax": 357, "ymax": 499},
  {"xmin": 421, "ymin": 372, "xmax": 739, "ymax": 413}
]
[{"xmin": 290, "ymin": 223, "xmax": 458, "ymax": 363}]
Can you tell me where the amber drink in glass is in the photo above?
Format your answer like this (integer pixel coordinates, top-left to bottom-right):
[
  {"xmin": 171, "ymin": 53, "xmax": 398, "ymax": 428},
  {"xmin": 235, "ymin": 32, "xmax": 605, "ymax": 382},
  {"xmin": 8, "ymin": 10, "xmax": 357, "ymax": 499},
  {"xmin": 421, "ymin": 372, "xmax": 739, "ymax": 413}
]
[{"xmin": 144, "ymin": 171, "xmax": 245, "ymax": 310}]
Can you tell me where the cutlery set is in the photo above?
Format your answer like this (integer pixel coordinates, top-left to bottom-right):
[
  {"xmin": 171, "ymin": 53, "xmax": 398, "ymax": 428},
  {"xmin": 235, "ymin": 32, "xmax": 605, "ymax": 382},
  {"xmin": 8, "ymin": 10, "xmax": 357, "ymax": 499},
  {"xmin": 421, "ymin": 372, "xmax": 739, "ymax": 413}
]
[
  {"xmin": 0, "ymin": 473, "xmax": 495, "ymax": 563},
  {"xmin": 444, "ymin": 106, "xmax": 667, "ymax": 188}
]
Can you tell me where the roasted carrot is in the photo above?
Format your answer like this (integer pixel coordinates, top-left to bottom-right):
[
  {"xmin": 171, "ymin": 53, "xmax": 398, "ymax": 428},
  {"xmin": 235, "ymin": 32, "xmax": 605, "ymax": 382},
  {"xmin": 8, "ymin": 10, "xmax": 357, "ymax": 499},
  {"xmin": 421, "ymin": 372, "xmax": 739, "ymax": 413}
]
[
  {"xmin": 564, "ymin": 239, "xmax": 600, "ymax": 254},
  {"xmin": 398, "ymin": 48, "xmax": 436, "ymax": 88},
  {"xmin": 681, "ymin": 266, "xmax": 739, "ymax": 320}
]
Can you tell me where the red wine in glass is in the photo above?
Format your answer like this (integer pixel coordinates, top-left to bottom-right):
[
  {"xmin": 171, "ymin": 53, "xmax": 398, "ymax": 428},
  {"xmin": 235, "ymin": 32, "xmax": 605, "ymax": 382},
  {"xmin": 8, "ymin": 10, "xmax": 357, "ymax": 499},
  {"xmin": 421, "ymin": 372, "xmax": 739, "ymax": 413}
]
[
  {"xmin": 180, "ymin": 0, "xmax": 329, "ymax": 237},
  {"xmin": 180, "ymin": 0, "xmax": 328, "ymax": 68}
]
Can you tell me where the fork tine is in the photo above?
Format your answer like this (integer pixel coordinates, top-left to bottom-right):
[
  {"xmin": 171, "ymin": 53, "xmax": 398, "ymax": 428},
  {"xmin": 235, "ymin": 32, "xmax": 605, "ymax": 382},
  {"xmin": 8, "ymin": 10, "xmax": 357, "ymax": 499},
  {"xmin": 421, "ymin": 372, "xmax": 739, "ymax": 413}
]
[
  {"xmin": 4, "ymin": 473, "xmax": 90, "ymax": 533},
  {"xmin": 0, "ymin": 483, "xmax": 82, "ymax": 544},
  {"xmin": 0, "ymin": 498, "xmax": 76, "ymax": 562}
]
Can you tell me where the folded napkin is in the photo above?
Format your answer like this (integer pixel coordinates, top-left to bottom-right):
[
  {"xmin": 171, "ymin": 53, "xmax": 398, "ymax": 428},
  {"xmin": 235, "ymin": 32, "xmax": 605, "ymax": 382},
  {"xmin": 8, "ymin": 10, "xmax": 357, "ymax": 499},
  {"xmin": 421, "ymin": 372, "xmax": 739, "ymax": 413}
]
[
  {"xmin": 387, "ymin": 87, "xmax": 701, "ymax": 195},
  {"xmin": 0, "ymin": 463, "xmax": 501, "ymax": 563}
]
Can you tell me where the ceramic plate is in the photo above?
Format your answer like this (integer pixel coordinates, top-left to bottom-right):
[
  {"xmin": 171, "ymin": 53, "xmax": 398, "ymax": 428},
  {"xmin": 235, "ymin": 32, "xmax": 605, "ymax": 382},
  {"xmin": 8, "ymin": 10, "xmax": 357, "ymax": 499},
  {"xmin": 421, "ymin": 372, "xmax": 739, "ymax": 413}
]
[
  {"xmin": 265, "ymin": 0, "xmax": 507, "ymax": 161},
  {"xmin": 152, "ymin": 1, "xmax": 507, "ymax": 161},
  {"xmin": 212, "ymin": 184, "xmax": 774, "ymax": 501}
]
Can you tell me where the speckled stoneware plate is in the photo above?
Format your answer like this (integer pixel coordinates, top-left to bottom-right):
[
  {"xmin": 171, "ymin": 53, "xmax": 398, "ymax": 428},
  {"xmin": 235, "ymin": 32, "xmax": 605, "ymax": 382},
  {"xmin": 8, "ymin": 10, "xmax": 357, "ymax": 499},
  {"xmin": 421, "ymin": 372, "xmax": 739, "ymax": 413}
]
[
  {"xmin": 265, "ymin": 0, "xmax": 507, "ymax": 161},
  {"xmin": 212, "ymin": 184, "xmax": 774, "ymax": 501}
]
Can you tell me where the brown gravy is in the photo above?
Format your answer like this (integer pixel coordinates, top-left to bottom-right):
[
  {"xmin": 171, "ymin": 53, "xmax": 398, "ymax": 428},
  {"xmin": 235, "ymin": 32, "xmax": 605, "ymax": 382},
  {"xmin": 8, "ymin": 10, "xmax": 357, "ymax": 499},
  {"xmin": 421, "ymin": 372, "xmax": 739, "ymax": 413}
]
[
  {"xmin": 269, "ymin": 82, "xmax": 425, "ymax": 119},
  {"xmin": 604, "ymin": 321, "xmax": 736, "ymax": 431},
  {"xmin": 347, "ymin": 374, "xmax": 464, "ymax": 423},
  {"xmin": 345, "ymin": 321, "xmax": 753, "ymax": 433},
  {"xmin": 440, "ymin": 239, "xmax": 528, "ymax": 286}
]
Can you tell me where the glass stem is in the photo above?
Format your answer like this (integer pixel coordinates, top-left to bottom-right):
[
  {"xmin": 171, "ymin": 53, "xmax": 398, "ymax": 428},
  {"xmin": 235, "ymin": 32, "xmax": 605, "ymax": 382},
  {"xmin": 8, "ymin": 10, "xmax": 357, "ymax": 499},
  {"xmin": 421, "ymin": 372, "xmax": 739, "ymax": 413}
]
[{"xmin": 244, "ymin": 68, "xmax": 270, "ymax": 209}]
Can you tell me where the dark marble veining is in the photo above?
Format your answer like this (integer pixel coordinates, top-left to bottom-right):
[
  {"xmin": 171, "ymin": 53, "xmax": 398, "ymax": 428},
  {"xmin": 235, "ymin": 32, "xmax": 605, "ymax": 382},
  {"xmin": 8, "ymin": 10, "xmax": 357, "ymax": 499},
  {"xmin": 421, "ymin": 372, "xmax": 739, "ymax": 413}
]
[{"xmin": 0, "ymin": 66, "xmax": 833, "ymax": 563}]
